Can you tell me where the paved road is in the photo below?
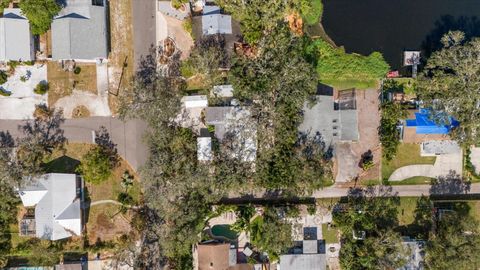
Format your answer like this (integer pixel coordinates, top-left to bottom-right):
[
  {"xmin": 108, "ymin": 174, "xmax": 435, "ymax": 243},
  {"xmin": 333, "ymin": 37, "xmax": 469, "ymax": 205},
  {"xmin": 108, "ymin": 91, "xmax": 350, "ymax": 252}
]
[
  {"xmin": 0, "ymin": 117, "xmax": 148, "ymax": 171},
  {"xmin": 132, "ymin": 0, "xmax": 157, "ymax": 71}
]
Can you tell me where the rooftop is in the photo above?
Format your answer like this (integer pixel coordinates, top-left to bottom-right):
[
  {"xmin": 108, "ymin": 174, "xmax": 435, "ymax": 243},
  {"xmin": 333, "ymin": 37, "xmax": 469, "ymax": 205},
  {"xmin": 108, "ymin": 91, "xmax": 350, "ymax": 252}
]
[
  {"xmin": 0, "ymin": 8, "xmax": 34, "ymax": 62},
  {"xmin": 18, "ymin": 173, "xmax": 82, "ymax": 241},
  {"xmin": 52, "ymin": 0, "xmax": 108, "ymax": 60},
  {"xmin": 405, "ymin": 108, "xmax": 459, "ymax": 135},
  {"xmin": 201, "ymin": 6, "xmax": 232, "ymax": 35},
  {"xmin": 279, "ymin": 253, "xmax": 326, "ymax": 270}
]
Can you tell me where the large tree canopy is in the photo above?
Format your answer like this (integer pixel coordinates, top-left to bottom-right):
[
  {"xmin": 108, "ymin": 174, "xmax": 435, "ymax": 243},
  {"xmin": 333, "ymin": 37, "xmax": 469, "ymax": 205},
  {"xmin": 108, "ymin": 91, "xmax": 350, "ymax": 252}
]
[
  {"xmin": 333, "ymin": 187, "xmax": 408, "ymax": 270},
  {"xmin": 417, "ymin": 31, "xmax": 480, "ymax": 145},
  {"xmin": 230, "ymin": 24, "xmax": 332, "ymax": 194}
]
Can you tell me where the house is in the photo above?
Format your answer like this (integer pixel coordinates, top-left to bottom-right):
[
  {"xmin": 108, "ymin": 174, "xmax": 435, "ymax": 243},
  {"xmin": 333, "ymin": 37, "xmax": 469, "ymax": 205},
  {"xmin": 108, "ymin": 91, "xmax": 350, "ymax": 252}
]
[
  {"xmin": 0, "ymin": 8, "xmax": 35, "ymax": 62},
  {"xmin": 299, "ymin": 87, "xmax": 359, "ymax": 146},
  {"xmin": 279, "ymin": 239, "xmax": 326, "ymax": 270},
  {"xmin": 205, "ymin": 106, "xmax": 256, "ymax": 162},
  {"xmin": 193, "ymin": 242, "xmax": 264, "ymax": 270},
  {"xmin": 403, "ymin": 108, "xmax": 459, "ymax": 143},
  {"xmin": 51, "ymin": 0, "xmax": 108, "ymax": 61},
  {"xmin": 201, "ymin": 5, "xmax": 232, "ymax": 36},
  {"xmin": 396, "ymin": 237, "xmax": 425, "ymax": 270},
  {"xmin": 18, "ymin": 173, "xmax": 83, "ymax": 241}
]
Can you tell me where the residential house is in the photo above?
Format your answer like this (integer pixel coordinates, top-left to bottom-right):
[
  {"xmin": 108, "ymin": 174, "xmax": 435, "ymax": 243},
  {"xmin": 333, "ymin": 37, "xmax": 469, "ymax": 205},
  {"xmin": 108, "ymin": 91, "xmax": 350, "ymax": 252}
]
[
  {"xmin": 299, "ymin": 86, "xmax": 359, "ymax": 147},
  {"xmin": 51, "ymin": 0, "xmax": 108, "ymax": 61},
  {"xmin": 205, "ymin": 106, "xmax": 256, "ymax": 162},
  {"xmin": 18, "ymin": 173, "xmax": 83, "ymax": 241},
  {"xmin": 201, "ymin": 6, "xmax": 232, "ymax": 36},
  {"xmin": 403, "ymin": 108, "xmax": 459, "ymax": 143},
  {"xmin": 0, "ymin": 8, "xmax": 35, "ymax": 62},
  {"xmin": 193, "ymin": 242, "xmax": 264, "ymax": 270}
]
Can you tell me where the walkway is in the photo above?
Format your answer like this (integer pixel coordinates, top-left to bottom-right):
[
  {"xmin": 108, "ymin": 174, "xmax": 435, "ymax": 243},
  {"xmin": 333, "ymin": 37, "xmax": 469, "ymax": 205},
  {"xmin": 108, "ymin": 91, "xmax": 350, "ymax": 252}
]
[
  {"xmin": 0, "ymin": 117, "xmax": 148, "ymax": 171},
  {"xmin": 389, "ymin": 152, "xmax": 463, "ymax": 181}
]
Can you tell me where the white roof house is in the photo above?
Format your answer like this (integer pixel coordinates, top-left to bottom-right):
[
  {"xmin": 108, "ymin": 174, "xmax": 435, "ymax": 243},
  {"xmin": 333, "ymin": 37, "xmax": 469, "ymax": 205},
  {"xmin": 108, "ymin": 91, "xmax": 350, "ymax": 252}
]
[
  {"xmin": 18, "ymin": 173, "xmax": 82, "ymax": 241},
  {"xmin": 0, "ymin": 8, "xmax": 34, "ymax": 62},
  {"xmin": 197, "ymin": 136, "xmax": 213, "ymax": 161},
  {"xmin": 182, "ymin": 95, "xmax": 208, "ymax": 108}
]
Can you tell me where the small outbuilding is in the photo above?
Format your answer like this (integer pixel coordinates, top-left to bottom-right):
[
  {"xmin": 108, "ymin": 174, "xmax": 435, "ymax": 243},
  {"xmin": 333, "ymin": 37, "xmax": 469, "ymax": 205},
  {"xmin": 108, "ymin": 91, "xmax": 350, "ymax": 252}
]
[{"xmin": 201, "ymin": 5, "xmax": 232, "ymax": 35}]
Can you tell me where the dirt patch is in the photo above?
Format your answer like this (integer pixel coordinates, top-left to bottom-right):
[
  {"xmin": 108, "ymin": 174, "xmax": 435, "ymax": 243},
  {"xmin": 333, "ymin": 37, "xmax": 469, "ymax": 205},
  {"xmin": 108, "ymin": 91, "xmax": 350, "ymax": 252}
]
[
  {"xmin": 96, "ymin": 212, "xmax": 114, "ymax": 230},
  {"xmin": 72, "ymin": 105, "xmax": 91, "ymax": 118},
  {"xmin": 47, "ymin": 61, "xmax": 97, "ymax": 106},
  {"xmin": 87, "ymin": 204, "xmax": 132, "ymax": 243},
  {"xmin": 352, "ymin": 89, "xmax": 381, "ymax": 182},
  {"xmin": 108, "ymin": 0, "xmax": 135, "ymax": 115}
]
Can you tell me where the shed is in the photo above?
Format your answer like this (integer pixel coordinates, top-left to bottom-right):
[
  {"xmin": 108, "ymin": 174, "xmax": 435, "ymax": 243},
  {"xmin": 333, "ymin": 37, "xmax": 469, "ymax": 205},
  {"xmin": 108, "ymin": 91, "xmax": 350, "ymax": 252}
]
[{"xmin": 213, "ymin": 84, "xmax": 234, "ymax": 98}]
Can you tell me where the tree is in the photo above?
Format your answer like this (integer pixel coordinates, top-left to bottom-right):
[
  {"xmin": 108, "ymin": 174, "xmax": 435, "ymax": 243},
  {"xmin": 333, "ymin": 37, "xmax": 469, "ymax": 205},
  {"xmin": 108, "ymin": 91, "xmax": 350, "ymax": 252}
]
[
  {"xmin": 333, "ymin": 187, "xmax": 409, "ymax": 269},
  {"xmin": 379, "ymin": 101, "xmax": 406, "ymax": 161},
  {"xmin": 19, "ymin": 0, "xmax": 62, "ymax": 35},
  {"xmin": 250, "ymin": 207, "xmax": 294, "ymax": 260},
  {"xmin": 417, "ymin": 31, "xmax": 480, "ymax": 145},
  {"xmin": 77, "ymin": 145, "xmax": 112, "ymax": 184},
  {"xmin": 425, "ymin": 211, "xmax": 480, "ymax": 269},
  {"xmin": 0, "ymin": 0, "xmax": 10, "ymax": 14}
]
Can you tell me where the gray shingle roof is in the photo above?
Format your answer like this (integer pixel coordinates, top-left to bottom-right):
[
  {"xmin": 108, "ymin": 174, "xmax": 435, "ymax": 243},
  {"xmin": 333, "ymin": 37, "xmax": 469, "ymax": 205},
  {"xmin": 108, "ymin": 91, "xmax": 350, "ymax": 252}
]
[
  {"xmin": 201, "ymin": 6, "xmax": 232, "ymax": 35},
  {"xmin": 51, "ymin": 0, "xmax": 108, "ymax": 60},
  {"xmin": 279, "ymin": 254, "xmax": 326, "ymax": 270},
  {"xmin": 299, "ymin": 94, "xmax": 359, "ymax": 145},
  {"xmin": 0, "ymin": 8, "xmax": 34, "ymax": 62}
]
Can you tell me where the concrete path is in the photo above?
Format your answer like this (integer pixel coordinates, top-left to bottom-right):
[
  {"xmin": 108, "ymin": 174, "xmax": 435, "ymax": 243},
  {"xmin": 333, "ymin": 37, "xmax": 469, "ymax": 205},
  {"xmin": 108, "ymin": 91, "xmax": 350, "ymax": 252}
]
[
  {"xmin": 389, "ymin": 152, "xmax": 463, "ymax": 181},
  {"xmin": 470, "ymin": 147, "xmax": 480, "ymax": 174},
  {"xmin": 0, "ymin": 117, "xmax": 148, "ymax": 171},
  {"xmin": 89, "ymin": 199, "xmax": 122, "ymax": 207}
]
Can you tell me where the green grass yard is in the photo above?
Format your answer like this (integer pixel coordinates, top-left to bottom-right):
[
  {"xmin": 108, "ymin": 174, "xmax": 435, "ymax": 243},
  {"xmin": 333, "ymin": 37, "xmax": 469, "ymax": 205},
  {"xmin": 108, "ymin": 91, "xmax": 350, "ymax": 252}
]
[
  {"xmin": 382, "ymin": 143, "xmax": 436, "ymax": 181},
  {"xmin": 321, "ymin": 224, "xmax": 339, "ymax": 243}
]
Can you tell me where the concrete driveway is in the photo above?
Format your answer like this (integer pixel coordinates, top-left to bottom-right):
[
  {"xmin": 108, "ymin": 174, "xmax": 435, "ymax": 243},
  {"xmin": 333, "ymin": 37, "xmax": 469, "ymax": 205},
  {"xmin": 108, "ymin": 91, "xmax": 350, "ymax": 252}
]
[{"xmin": 389, "ymin": 152, "xmax": 463, "ymax": 181}]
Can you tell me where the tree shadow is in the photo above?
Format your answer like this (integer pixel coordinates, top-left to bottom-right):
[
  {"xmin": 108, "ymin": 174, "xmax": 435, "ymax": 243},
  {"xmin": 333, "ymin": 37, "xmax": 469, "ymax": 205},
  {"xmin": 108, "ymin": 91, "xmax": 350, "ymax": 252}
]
[
  {"xmin": 0, "ymin": 131, "xmax": 14, "ymax": 148},
  {"xmin": 429, "ymin": 170, "xmax": 471, "ymax": 195},
  {"xmin": 43, "ymin": 155, "xmax": 81, "ymax": 174},
  {"xmin": 422, "ymin": 15, "xmax": 480, "ymax": 58},
  {"xmin": 95, "ymin": 126, "xmax": 119, "ymax": 167}
]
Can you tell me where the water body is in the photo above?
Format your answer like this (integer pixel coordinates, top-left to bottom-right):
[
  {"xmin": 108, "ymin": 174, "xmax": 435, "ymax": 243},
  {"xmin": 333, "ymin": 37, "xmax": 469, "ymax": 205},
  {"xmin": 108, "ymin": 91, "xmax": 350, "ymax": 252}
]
[{"xmin": 322, "ymin": 0, "xmax": 480, "ymax": 70}]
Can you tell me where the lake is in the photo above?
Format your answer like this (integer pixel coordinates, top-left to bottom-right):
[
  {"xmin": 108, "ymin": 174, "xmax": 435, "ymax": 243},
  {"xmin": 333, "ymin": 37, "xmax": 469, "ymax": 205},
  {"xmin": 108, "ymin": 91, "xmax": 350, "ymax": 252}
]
[{"xmin": 322, "ymin": 0, "xmax": 480, "ymax": 70}]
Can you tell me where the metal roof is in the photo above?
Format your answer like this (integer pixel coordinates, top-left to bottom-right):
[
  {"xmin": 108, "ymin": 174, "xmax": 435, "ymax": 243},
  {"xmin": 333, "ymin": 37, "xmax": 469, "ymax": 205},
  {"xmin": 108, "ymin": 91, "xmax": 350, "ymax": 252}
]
[
  {"xmin": 0, "ymin": 8, "xmax": 34, "ymax": 62},
  {"xmin": 51, "ymin": 0, "xmax": 108, "ymax": 60},
  {"xmin": 18, "ymin": 173, "xmax": 82, "ymax": 241}
]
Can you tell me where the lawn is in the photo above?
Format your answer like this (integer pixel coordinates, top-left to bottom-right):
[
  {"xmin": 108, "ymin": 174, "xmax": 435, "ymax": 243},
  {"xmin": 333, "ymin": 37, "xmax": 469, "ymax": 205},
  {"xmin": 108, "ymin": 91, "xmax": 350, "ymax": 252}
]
[
  {"xmin": 397, "ymin": 197, "xmax": 418, "ymax": 225},
  {"xmin": 321, "ymin": 224, "xmax": 339, "ymax": 244},
  {"xmin": 382, "ymin": 143, "xmax": 436, "ymax": 181},
  {"xmin": 46, "ymin": 61, "xmax": 97, "ymax": 106},
  {"xmin": 389, "ymin": 176, "xmax": 434, "ymax": 185}
]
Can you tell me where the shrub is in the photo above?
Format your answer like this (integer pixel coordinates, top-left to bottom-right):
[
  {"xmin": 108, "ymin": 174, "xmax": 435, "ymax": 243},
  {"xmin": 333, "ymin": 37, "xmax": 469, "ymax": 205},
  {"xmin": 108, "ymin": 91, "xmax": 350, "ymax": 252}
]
[
  {"xmin": 20, "ymin": 75, "xmax": 27, "ymax": 82},
  {"xmin": 34, "ymin": 82, "xmax": 49, "ymax": 95},
  {"xmin": 183, "ymin": 17, "xmax": 193, "ymax": 38},
  {"xmin": 0, "ymin": 70, "xmax": 7, "ymax": 84},
  {"xmin": 299, "ymin": 0, "xmax": 323, "ymax": 25},
  {"xmin": 118, "ymin": 192, "xmax": 134, "ymax": 206},
  {"xmin": 73, "ymin": 66, "xmax": 81, "ymax": 74}
]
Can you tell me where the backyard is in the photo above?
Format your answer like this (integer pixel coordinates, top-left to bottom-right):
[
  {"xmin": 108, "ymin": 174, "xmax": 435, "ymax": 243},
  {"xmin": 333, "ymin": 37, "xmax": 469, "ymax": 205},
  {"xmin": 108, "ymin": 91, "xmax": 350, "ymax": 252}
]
[{"xmin": 382, "ymin": 143, "xmax": 436, "ymax": 181}]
